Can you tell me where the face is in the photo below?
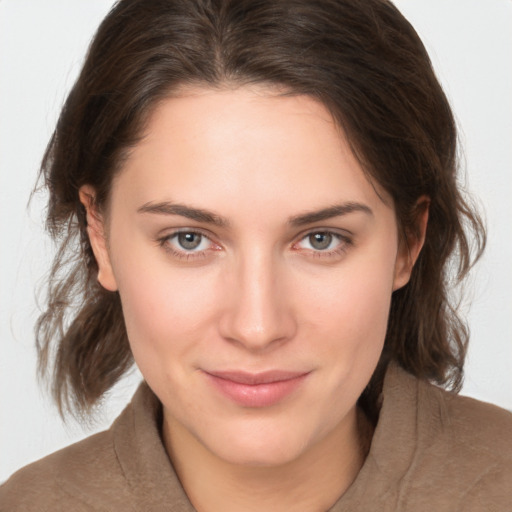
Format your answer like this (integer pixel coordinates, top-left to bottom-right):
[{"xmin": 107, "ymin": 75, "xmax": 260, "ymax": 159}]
[{"xmin": 83, "ymin": 87, "xmax": 420, "ymax": 467}]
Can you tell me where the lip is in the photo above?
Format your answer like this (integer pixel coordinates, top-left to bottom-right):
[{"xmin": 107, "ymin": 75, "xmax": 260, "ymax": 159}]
[{"xmin": 203, "ymin": 370, "xmax": 310, "ymax": 408}]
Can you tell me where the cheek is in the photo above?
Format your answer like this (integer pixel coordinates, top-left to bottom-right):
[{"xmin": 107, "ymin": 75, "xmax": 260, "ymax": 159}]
[
  {"xmin": 111, "ymin": 246, "xmax": 220, "ymax": 373},
  {"xmin": 296, "ymin": 242, "xmax": 396, "ymax": 403},
  {"xmin": 301, "ymin": 250, "xmax": 396, "ymax": 345}
]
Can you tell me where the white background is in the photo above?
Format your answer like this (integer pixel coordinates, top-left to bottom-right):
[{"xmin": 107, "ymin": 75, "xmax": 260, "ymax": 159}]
[{"xmin": 1, "ymin": 0, "xmax": 511, "ymax": 483}]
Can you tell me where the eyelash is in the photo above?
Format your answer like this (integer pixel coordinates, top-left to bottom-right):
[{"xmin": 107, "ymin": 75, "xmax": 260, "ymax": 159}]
[{"xmin": 157, "ymin": 229, "xmax": 353, "ymax": 261}]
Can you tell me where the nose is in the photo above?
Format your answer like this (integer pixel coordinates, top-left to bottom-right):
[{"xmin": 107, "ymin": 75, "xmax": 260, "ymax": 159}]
[{"xmin": 218, "ymin": 250, "xmax": 297, "ymax": 352}]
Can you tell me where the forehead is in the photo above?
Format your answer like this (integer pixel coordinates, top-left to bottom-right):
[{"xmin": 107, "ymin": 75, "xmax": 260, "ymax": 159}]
[{"xmin": 113, "ymin": 86, "xmax": 393, "ymax": 221}]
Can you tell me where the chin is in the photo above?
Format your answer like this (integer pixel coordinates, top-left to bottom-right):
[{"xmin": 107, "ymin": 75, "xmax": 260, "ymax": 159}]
[
  {"xmin": 198, "ymin": 416, "xmax": 320, "ymax": 468},
  {"xmin": 214, "ymin": 439, "xmax": 306, "ymax": 468}
]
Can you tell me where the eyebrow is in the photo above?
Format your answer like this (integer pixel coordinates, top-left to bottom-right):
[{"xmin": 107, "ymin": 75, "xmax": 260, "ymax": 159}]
[
  {"xmin": 288, "ymin": 202, "xmax": 373, "ymax": 226},
  {"xmin": 137, "ymin": 200, "xmax": 372, "ymax": 228},
  {"xmin": 137, "ymin": 201, "xmax": 229, "ymax": 227}
]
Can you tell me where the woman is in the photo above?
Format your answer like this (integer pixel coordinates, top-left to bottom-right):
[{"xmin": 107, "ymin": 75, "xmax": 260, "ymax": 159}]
[{"xmin": 1, "ymin": 0, "xmax": 511, "ymax": 510}]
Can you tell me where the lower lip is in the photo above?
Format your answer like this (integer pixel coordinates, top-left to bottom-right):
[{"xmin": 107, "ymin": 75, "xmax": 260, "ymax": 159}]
[{"xmin": 204, "ymin": 373, "xmax": 309, "ymax": 408}]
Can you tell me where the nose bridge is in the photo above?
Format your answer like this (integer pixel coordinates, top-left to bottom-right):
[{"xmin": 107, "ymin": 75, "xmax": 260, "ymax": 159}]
[{"xmin": 220, "ymin": 245, "xmax": 295, "ymax": 350}]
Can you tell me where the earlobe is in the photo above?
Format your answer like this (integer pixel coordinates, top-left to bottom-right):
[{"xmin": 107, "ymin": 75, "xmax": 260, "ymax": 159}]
[
  {"xmin": 79, "ymin": 185, "xmax": 118, "ymax": 292},
  {"xmin": 393, "ymin": 197, "xmax": 430, "ymax": 291}
]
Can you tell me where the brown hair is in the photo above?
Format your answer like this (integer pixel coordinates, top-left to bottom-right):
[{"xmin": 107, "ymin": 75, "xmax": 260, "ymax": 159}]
[{"xmin": 36, "ymin": 0, "xmax": 485, "ymax": 418}]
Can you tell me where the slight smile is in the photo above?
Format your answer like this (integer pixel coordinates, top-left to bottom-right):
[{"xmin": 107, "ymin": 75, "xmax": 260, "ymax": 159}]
[{"xmin": 203, "ymin": 370, "xmax": 311, "ymax": 408}]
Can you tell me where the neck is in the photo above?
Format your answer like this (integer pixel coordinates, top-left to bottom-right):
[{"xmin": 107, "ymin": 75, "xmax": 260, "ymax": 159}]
[{"xmin": 162, "ymin": 407, "xmax": 372, "ymax": 512}]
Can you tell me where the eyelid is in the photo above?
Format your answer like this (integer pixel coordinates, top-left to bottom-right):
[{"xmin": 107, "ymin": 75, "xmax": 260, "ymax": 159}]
[
  {"xmin": 157, "ymin": 225, "xmax": 217, "ymax": 239},
  {"xmin": 292, "ymin": 226, "xmax": 353, "ymax": 244}
]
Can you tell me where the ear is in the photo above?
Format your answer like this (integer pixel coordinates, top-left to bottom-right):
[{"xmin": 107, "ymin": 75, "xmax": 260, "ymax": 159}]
[
  {"xmin": 393, "ymin": 196, "xmax": 430, "ymax": 291},
  {"xmin": 79, "ymin": 185, "xmax": 118, "ymax": 292}
]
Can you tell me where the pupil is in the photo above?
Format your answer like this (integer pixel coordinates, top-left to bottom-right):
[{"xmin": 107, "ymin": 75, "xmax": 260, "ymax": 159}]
[
  {"xmin": 178, "ymin": 232, "xmax": 201, "ymax": 250},
  {"xmin": 310, "ymin": 232, "xmax": 332, "ymax": 250}
]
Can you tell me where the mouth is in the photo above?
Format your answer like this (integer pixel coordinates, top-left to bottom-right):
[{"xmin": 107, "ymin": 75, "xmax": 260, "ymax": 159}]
[{"xmin": 203, "ymin": 370, "xmax": 310, "ymax": 408}]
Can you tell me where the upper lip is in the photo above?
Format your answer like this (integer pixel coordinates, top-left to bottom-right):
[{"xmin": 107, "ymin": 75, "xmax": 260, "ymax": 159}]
[{"xmin": 204, "ymin": 370, "xmax": 309, "ymax": 385}]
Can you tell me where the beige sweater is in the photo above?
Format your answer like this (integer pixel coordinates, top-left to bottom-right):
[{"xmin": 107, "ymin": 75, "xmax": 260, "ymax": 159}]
[{"xmin": 1, "ymin": 364, "xmax": 511, "ymax": 511}]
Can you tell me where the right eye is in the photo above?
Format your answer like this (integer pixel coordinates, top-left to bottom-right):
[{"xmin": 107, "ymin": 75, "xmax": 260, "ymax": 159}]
[
  {"xmin": 173, "ymin": 232, "xmax": 209, "ymax": 251},
  {"xmin": 303, "ymin": 232, "xmax": 336, "ymax": 251},
  {"xmin": 294, "ymin": 231, "xmax": 348, "ymax": 252},
  {"xmin": 158, "ymin": 230, "xmax": 218, "ymax": 260}
]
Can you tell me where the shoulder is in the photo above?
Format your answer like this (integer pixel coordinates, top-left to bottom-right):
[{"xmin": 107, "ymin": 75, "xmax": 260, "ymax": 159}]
[
  {"xmin": 371, "ymin": 364, "xmax": 512, "ymax": 509},
  {"xmin": 417, "ymin": 375, "xmax": 512, "ymax": 461},
  {"xmin": 0, "ymin": 425, "xmax": 131, "ymax": 512},
  {"xmin": 1, "ymin": 383, "xmax": 189, "ymax": 512},
  {"xmin": 414, "ymin": 373, "xmax": 512, "ymax": 506}
]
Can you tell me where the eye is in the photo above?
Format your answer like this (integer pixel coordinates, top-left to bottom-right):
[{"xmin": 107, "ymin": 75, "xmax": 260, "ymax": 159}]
[
  {"xmin": 297, "ymin": 231, "xmax": 343, "ymax": 251},
  {"xmin": 292, "ymin": 230, "xmax": 352, "ymax": 259},
  {"xmin": 159, "ymin": 230, "xmax": 217, "ymax": 257},
  {"xmin": 307, "ymin": 232, "xmax": 334, "ymax": 250},
  {"xmin": 175, "ymin": 232, "xmax": 207, "ymax": 251}
]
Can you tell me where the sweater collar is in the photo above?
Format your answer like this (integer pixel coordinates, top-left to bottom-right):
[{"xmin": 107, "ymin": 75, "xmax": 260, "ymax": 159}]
[
  {"xmin": 112, "ymin": 363, "xmax": 423, "ymax": 511},
  {"xmin": 112, "ymin": 382, "xmax": 196, "ymax": 511}
]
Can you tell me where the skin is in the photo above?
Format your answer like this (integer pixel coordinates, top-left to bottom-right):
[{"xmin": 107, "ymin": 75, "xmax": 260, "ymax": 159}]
[{"xmin": 81, "ymin": 86, "xmax": 427, "ymax": 512}]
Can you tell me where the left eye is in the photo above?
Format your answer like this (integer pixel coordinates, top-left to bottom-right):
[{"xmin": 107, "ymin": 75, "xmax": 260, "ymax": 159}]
[
  {"xmin": 168, "ymin": 231, "xmax": 212, "ymax": 252},
  {"xmin": 297, "ymin": 232, "xmax": 343, "ymax": 251}
]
